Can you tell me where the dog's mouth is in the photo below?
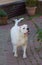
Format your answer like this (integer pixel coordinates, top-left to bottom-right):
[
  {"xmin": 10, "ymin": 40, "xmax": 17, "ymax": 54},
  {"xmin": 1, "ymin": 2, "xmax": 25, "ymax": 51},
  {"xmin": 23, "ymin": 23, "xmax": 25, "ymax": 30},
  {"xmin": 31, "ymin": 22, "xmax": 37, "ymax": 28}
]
[
  {"xmin": 24, "ymin": 31, "xmax": 30, "ymax": 35},
  {"xmin": 24, "ymin": 32, "xmax": 28, "ymax": 35}
]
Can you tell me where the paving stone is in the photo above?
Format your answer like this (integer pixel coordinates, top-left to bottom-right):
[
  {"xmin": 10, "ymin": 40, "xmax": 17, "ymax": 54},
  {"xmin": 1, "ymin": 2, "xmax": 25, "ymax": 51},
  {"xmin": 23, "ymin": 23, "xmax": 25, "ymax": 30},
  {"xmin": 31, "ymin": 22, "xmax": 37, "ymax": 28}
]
[{"xmin": 0, "ymin": 14, "xmax": 42, "ymax": 65}]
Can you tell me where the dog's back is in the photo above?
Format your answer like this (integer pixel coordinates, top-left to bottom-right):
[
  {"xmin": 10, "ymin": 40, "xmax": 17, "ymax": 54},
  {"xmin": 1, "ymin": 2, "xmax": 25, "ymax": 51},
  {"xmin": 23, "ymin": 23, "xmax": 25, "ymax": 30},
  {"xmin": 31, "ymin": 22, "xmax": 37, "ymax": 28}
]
[
  {"xmin": 10, "ymin": 18, "xmax": 24, "ymax": 45},
  {"xmin": 10, "ymin": 25, "xmax": 19, "ymax": 44}
]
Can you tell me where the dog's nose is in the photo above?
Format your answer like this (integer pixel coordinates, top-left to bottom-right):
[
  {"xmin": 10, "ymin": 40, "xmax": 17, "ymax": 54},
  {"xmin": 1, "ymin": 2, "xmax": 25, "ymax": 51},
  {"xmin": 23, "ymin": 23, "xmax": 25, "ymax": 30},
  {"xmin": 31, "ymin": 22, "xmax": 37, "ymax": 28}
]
[
  {"xmin": 27, "ymin": 28, "xmax": 29, "ymax": 30},
  {"xmin": 27, "ymin": 28, "xmax": 30, "ymax": 33}
]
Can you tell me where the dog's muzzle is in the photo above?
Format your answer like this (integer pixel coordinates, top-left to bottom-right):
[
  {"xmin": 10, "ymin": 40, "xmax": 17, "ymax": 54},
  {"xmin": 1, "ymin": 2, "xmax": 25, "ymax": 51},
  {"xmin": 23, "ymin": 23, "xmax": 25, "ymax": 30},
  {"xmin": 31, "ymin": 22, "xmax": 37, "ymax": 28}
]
[
  {"xmin": 24, "ymin": 32, "xmax": 28, "ymax": 36},
  {"xmin": 27, "ymin": 28, "xmax": 29, "ymax": 32},
  {"xmin": 24, "ymin": 28, "xmax": 30, "ymax": 35},
  {"xmin": 27, "ymin": 28, "xmax": 30, "ymax": 34}
]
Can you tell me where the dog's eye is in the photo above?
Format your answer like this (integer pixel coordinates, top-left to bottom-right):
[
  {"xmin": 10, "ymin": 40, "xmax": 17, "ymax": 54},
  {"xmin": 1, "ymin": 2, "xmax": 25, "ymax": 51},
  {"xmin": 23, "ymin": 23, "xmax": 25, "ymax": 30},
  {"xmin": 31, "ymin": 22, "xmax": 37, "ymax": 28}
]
[{"xmin": 23, "ymin": 28, "xmax": 25, "ymax": 29}]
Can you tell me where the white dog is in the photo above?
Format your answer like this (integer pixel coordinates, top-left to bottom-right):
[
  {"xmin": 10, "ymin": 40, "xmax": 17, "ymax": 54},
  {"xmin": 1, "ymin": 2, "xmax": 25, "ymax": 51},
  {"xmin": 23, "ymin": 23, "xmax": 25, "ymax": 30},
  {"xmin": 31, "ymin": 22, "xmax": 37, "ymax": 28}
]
[{"xmin": 10, "ymin": 18, "xmax": 29, "ymax": 58}]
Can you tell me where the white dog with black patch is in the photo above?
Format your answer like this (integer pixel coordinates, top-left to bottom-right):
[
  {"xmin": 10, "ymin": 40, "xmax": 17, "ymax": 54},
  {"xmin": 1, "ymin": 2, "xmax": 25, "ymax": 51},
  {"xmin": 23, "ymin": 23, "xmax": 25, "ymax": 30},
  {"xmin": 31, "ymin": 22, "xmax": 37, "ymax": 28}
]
[{"xmin": 10, "ymin": 18, "xmax": 29, "ymax": 58}]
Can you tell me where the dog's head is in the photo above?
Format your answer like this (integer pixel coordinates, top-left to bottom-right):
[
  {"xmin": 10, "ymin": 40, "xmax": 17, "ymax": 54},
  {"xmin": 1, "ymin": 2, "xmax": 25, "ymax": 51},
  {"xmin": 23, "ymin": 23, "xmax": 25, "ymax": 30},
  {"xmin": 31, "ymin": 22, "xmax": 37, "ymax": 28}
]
[{"xmin": 19, "ymin": 24, "xmax": 29, "ymax": 35}]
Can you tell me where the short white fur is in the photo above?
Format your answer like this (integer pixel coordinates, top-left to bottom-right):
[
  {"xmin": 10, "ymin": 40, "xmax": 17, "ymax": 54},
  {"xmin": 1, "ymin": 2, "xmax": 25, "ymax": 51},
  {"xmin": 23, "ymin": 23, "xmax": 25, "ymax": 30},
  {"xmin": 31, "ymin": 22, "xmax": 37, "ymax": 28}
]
[{"xmin": 10, "ymin": 18, "xmax": 28, "ymax": 58}]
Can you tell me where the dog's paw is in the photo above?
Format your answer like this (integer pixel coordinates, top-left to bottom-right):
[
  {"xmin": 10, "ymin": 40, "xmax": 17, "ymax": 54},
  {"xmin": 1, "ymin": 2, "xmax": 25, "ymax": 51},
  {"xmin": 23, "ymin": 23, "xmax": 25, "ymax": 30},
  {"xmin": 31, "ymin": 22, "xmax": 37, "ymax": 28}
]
[
  {"xmin": 14, "ymin": 54, "xmax": 18, "ymax": 57},
  {"xmin": 23, "ymin": 55, "xmax": 27, "ymax": 58}
]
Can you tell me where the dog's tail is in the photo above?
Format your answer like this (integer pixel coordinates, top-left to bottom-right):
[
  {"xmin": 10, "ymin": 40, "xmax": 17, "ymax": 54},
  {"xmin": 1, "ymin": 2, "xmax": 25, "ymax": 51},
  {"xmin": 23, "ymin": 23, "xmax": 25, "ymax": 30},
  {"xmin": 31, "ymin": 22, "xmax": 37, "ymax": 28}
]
[{"xmin": 13, "ymin": 18, "xmax": 24, "ymax": 26}]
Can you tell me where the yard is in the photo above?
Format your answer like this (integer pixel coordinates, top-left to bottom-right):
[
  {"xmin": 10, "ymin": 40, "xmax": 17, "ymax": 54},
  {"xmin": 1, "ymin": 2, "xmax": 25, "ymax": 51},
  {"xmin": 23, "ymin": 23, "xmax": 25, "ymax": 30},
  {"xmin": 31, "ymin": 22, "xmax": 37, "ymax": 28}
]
[{"xmin": 0, "ymin": 14, "xmax": 42, "ymax": 65}]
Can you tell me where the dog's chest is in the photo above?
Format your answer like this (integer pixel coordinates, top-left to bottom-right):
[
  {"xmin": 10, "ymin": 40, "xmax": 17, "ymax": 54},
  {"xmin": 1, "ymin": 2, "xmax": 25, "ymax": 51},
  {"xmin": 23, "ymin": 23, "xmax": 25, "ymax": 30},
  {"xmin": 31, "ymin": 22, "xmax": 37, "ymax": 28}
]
[
  {"xmin": 18, "ymin": 33, "xmax": 28, "ymax": 43},
  {"xmin": 16, "ymin": 33, "xmax": 28, "ymax": 47}
]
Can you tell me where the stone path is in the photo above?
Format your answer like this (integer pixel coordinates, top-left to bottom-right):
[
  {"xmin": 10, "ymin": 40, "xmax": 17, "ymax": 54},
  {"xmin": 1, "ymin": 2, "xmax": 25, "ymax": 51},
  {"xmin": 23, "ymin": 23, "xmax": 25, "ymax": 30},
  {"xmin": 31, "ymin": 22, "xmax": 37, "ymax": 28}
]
[{"xmin": 0, "ymin": 14, "xmax": 42, "ymax": 65}]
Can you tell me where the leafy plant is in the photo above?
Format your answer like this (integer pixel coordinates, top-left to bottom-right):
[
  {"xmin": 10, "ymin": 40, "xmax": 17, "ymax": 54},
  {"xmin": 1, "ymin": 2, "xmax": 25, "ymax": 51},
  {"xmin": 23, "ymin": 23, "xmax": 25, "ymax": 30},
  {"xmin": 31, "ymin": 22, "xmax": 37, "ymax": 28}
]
[
  {"xmin": 0, "ymin": 9, "xmax": 7, "ymax": 17},
  {"xmin": 28, "ymin": 16, "xmax": 42, "ymax": 51},
  {"xmin": 32, "ymin": 20, "xmax": 42, "ymax": 42},
  {"xmin": 28, "ymin": 15, "xmax": 42, "ymax": 42},
  {"xmin": 37, "ymin": 29, "xmax": 42, "ymax": 42},
  {"xmin": 25, "ymin": 0, "xmax": 38, "ymax": 7}
]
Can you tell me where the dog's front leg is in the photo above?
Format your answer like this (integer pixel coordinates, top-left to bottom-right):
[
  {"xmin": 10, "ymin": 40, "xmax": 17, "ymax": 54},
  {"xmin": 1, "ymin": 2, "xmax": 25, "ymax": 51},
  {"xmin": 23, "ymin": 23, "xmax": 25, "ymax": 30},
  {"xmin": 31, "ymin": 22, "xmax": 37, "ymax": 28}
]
[
  {"xmin": 13, "ymin": 46, "xmax": 18, "ymax": 57},
  {"xmin": 23, "ymin": 45, "xmax": 27, "ymax": 58}
]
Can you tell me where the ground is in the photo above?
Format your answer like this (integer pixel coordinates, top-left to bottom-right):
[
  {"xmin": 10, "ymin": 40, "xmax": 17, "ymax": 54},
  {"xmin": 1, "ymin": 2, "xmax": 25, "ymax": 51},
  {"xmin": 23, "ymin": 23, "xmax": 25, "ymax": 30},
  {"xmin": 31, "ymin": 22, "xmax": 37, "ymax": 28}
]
[{"xmin": 0, "ymin": 14, "xmax": 42, "ymax": 65}]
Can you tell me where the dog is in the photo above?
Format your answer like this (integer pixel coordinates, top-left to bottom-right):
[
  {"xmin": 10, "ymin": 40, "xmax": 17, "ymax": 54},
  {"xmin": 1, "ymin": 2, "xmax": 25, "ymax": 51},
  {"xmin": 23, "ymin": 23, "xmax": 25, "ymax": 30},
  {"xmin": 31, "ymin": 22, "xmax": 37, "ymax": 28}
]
[{"xmin": 10, "ymin": 18, "xmax": 29, "ymax": 58}]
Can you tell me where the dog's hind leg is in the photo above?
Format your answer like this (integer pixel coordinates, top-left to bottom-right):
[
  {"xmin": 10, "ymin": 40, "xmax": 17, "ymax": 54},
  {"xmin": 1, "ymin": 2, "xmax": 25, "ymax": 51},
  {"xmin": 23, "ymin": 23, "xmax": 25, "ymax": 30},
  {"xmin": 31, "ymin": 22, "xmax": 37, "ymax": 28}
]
[{"xmin": 22, "ymin": 45, "xmax": 27, "ymax": 58}]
